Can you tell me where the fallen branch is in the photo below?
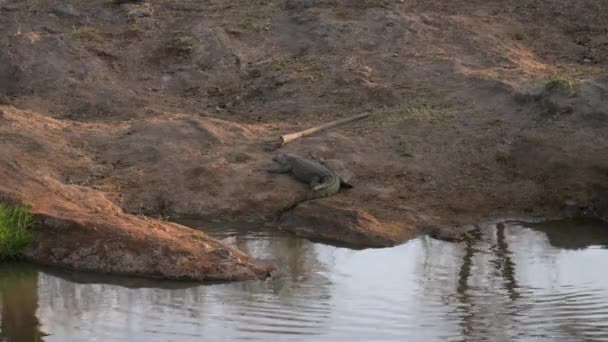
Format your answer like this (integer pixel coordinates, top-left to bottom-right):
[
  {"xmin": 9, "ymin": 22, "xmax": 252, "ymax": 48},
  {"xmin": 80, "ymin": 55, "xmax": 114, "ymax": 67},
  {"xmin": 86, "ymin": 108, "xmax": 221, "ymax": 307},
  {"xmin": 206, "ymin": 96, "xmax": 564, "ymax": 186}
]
[{"xmin": 279, "ymin": 112, "xmax": 371, "ymax": 146}]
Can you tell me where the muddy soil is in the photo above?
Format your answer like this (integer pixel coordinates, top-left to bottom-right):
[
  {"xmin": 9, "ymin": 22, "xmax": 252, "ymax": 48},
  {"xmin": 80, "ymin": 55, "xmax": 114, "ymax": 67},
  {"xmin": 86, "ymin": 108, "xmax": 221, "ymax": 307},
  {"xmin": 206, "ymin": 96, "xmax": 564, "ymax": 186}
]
[{"xmin": 1, "ymin": 0, "xmax": 607, "ymax": 275}]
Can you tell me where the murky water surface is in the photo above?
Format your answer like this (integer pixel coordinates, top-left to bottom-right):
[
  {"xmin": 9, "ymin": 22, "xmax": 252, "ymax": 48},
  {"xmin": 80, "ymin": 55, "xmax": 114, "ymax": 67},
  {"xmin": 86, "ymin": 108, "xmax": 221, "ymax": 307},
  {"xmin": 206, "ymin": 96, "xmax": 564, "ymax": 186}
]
[{"xmin": 1, "ymin": 219, "xmax": 608, "ymax": 341}]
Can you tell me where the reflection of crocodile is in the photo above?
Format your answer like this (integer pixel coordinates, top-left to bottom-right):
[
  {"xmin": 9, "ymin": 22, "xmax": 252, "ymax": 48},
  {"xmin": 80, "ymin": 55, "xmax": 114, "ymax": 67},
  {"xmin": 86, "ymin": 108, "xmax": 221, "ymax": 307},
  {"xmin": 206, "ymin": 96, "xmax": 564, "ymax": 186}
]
[{"xmin": 268, "ymin": 153, "xmax": 352, "ymax": 213}]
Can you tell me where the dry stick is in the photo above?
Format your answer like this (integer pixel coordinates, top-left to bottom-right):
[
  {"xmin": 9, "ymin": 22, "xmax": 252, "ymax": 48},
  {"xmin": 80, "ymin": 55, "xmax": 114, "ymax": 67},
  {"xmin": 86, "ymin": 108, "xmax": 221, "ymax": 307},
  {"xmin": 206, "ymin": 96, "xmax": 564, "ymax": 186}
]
[{"xmin": 279, "ymin": 112, "xmax": 371, "ymax": 145}]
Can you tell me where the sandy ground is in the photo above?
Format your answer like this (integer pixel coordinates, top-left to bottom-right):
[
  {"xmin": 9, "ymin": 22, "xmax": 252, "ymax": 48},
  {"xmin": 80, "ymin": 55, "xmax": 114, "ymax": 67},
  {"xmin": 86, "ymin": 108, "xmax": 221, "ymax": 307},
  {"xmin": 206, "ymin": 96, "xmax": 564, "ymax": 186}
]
[{"xmin": 1, "ymin": 0, "xmax": 607, "ymax": 275}]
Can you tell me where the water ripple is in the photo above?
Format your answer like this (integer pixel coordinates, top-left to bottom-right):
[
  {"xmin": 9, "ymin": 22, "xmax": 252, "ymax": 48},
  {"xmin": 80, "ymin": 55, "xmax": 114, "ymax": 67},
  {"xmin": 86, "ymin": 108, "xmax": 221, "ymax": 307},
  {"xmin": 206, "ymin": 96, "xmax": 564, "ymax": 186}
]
[{"xmin": 2, "ymin": 219, "xmax": 608, "ymax": 341}]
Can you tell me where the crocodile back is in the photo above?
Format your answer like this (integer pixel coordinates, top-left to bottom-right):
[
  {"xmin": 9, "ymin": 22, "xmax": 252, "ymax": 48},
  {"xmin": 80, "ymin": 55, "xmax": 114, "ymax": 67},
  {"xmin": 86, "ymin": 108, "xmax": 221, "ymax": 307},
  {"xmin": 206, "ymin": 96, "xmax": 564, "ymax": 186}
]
[
  {"xmin": 286, "ymin": 155, "xmax": 334, "ymax": 182},
  {"xmin": 274, "ymin": 154, "xmax": 344, "ymax": 214},
  {"xmin": 282, "ymin": 154, "xmax": 341, "ymax": 200}
]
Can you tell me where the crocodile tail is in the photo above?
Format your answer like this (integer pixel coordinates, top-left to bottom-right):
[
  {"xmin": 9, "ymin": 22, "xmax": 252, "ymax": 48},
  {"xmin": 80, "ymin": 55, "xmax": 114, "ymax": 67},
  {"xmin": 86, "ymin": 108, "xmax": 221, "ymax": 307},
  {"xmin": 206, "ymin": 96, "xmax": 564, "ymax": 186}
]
[
  {"xmin": 277, "ymin": 189, "xmax": 326, "ymax": 218},
  {"xmin": 340, "ymin": 178, "xmax": 353, "ymax": 189},
  {"xmin": 276, "ymin": 194, "xmax": 308, "ymax": 218},
  {"xmin": 277, "ymin": 176, "xmax": 341, "ymax": 218}
]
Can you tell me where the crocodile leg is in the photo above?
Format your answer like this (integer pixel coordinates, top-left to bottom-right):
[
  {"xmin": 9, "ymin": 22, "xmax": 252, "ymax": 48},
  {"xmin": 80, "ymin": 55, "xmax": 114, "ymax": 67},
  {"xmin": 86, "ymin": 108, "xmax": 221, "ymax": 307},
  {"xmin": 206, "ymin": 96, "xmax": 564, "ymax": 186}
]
[
  {"xmin": 307, "ymin": 153, "xmax": 326, "ymax": 165},
  {"xmin": 267, "ymin": 164, "xmax": 292, "ymax": 173},
  {"xmin": 309, "ymin": 176, "xmax": 322, "ymax": 189},
  {"xmin": 312, "ymin": 175, "xmax": 332, "ymax": 191}
]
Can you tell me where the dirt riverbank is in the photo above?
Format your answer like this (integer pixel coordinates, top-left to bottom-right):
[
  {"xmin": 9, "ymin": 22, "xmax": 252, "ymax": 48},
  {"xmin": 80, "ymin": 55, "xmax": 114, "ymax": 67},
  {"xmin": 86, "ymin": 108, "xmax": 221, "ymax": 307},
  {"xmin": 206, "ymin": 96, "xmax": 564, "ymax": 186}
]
[{"xmin": 1, "ymin": 0, "xmax": 607, "ymax": 276}]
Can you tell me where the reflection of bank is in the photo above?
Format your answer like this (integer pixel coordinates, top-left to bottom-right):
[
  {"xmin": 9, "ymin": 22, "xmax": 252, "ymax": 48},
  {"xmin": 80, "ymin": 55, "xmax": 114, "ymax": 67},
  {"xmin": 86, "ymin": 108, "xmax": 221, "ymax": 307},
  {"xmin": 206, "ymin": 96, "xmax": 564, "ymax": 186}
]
[
  {"xmin": 525, "ymin": 218, "xmax": 608, "ymax": 250},
  {"xmin": 426, "ymin": 223, "xmax": 521, "ymax": 341},
  {"xmin": 493, "ymin": 222, "xmax": 519, "ymax": 301},
  {"xmin": 456, "ymin": 223, "xmax": 520, "ymax": 337},
  {"xmin": 31, "ymin": 226, "xmax": 332, "ymax": 341},
  {"xmin": 219, "ymin": 230, "xmax": 334, "ymax": 338},
  {"xmin": 455, "ymin": 230, "xmax": 476, "ymax": 339},
  {"xmin": 0, "ymin": 263, "xmax": 46, "ymax": 342}
]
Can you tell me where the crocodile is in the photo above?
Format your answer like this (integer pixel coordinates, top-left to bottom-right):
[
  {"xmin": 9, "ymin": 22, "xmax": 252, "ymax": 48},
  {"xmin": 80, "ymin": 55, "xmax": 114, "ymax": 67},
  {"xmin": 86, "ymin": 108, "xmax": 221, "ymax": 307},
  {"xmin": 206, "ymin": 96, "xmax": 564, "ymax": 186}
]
[{"xmin": 268, "ymin": 153, "xmax": 352, "ymax": 214}]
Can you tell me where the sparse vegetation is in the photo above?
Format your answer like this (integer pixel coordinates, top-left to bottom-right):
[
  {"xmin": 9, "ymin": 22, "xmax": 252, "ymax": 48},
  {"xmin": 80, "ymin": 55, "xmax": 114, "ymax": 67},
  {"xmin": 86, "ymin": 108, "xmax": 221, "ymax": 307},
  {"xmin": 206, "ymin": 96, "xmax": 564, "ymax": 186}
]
[
  {"xmin": 265, "ymin": 55, "xmax": 291, "ymax": 71},
  {"xmin": 396, "ymin": 98, "xmax": 448, "ymax": 121},
  {"xmin": 124, "ymin": 1, "xmax": 155, "ymax": 21},
  {"xmin": 71, "ymin": 26, "xmax": 104, "ymax": 42},
  {"xmin": 245, "ymin": 55, "xmax": 323, "ymax": 82},
  {"xmin": 0, "ymin": 203, "xmax": 33, "ymax": 261},
  {"xmin": 592, "ymin": 0, "xmax": 608, "ymax": 21},
  {"xmin": 544, "ymin": 75, "xmax": 580, "ymax": 97}
]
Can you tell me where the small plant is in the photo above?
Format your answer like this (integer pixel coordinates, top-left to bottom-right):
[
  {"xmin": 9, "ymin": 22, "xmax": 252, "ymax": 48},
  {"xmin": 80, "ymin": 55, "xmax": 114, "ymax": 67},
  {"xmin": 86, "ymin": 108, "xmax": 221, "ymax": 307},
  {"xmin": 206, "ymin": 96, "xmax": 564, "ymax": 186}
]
[
  {"xmin": 393, "ymin": 139, "xmax": 414, "ymax": 158},
  {"xmin": 512, "ymin": 0, "xmax": 530, "ymax": 10},
  {"xmin": 0, "ymin": 203, "xmax": 33, "ymax": 261},
  {"xmin": 192, "ymin": 232, "xmax": 206, "ymax": 241},
  {"xmin": 544, "ymin": 75, "xmax": 579, "ymax": 97},
  {"xmin": 167, "ymin": 35, "xmax": 197, "ymax": 55}
]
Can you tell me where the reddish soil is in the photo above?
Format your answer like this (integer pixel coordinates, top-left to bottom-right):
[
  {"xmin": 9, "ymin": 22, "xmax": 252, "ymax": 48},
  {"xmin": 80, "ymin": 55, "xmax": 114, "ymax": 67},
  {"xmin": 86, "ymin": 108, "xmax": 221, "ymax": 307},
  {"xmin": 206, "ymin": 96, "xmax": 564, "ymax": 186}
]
[{"xmin": 1, "ymin": 0, "xmax": 607, "ymax": 275}]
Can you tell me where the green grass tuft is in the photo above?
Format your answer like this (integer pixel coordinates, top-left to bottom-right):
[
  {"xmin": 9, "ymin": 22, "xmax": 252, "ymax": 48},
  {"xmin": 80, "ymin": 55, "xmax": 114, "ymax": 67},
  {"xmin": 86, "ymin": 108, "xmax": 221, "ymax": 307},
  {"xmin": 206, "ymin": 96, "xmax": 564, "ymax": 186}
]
[
  {"xmin": 0, "ymin": 203, "xmax": 33, "ymax": 261},
  {"xmin": 544, "ymin": 75, "xmax": 579, "ymax": 97}
]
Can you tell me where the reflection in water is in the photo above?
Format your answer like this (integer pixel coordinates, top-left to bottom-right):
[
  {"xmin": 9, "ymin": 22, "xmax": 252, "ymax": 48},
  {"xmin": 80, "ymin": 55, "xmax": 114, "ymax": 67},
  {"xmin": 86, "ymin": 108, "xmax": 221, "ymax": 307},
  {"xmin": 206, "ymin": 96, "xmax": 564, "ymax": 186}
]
[
  {"xmin": 0, "ymin": 264, "xmax": 45, "ymax": 342},
  {"xmin": 449, "ymin": 223, "xmax": 521, "ymax": 342},
  {"xmin": 526, "ymin": 218, "xmax": 608, "ymax": 249},
  {"xmin": 456, "ymin": 230, "xmax": 477, "ymax": 340},
  {"xmin": 494, "ymin": 222, "xmax": 519, "ymax": 301},
  {"xmin": 0, "ymin": 220, "xmax": 608, "ymax": 341}
]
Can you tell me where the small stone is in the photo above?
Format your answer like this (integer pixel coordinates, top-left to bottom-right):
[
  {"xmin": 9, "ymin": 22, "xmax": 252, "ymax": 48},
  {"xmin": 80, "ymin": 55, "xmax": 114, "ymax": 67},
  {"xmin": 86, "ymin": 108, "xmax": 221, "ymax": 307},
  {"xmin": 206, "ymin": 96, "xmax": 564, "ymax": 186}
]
[{"xmin": 49, "ymin": 3, "xmax": 80, "ymax": 18}]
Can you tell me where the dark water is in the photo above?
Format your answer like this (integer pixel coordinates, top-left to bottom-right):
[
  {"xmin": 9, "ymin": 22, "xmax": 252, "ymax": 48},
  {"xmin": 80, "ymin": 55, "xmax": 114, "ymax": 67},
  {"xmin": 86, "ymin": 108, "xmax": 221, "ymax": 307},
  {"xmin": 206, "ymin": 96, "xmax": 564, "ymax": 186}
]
[{"xmin": 1, "ymin": 219, "xmax": 608, "ymax": 342}]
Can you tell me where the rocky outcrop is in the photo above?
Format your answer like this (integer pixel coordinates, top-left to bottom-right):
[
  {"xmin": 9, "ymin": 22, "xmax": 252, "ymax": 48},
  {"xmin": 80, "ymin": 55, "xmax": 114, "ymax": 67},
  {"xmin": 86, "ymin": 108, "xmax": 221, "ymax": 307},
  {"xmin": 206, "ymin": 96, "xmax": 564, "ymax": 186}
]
[
  {"xmin": 1, "ymin": 176, "xmax": 273, "ymax": 281},
  {"xmin": 0, "ymin": 107, "xmax": 273, "ymax": 281},
  {"xmin": 278, "ymin": 201, "xmax": 416, "ymax": 248},
  {"xmin": 6, "ymin": 179, "xmax": 273, "ymax": 281},
  {"xmin": 28, "ymin": 209, "xmax": 274, "ymax": 281}
]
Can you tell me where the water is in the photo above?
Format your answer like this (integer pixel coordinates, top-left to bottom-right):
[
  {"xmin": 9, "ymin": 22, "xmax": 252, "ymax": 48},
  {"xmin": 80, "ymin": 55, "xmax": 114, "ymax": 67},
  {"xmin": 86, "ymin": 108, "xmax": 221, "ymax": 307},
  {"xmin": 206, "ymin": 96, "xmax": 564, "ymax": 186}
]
[{"xmin": 1, "ymin": 219, "xmax": 608, "ymax": 341}]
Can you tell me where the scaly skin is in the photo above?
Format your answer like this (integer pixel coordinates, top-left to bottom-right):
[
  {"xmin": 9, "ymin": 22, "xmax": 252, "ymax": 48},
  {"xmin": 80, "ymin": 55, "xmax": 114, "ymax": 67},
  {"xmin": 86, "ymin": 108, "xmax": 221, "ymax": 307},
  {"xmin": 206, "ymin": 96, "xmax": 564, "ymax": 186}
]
[{"xmin": 269, "ymin": 153, "xmax": 346, "ymax": 213}]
